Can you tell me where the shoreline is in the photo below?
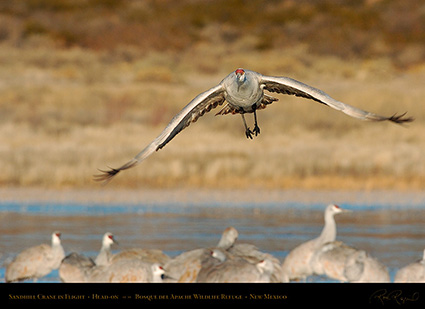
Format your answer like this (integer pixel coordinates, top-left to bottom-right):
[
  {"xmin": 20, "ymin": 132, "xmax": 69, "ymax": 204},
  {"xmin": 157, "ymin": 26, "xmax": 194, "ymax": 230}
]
[{"xmin": 0, "ymin": 186, "xmax": 424, "ymax": 208}]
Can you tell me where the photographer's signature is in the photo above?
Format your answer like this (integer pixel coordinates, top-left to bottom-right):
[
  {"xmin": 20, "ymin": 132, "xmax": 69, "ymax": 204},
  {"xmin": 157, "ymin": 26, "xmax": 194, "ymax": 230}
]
[{"xmin": 370, "ymin": 289, "xmax": 420, "ymax": 305}]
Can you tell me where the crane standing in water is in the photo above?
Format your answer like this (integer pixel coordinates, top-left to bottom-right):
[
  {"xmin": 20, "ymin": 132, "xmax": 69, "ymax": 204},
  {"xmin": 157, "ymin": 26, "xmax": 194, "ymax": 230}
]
[
  {"xmin": 197, "ymin": 249, "xmax": 275, "ymax": 283},
  {"xmin": 164, "ymin": 226, "xmax": 240, "ymax": 282},
  {"xmin": 6, "ymin": 231, "xmax": 65, "ymax": 282},
  {"xmin": 94, "ymin": 232, "xmax": 118, "ymax": 266},
  {"xmin": 394, "ymin": 249, "xmax": 425, "ymax": 283},
  {"xmin": 59, "ymin": 232, "xmax": 117, "ymax": 282},
  {"xmin": 310, "ymin": 241, "xmax": 390, "ymax": 282},
  {"xmin": 281, "ymin": 204, "xmax": 350, "ymax": 281},
  {"xmin": 87, "ymin": 259, "xmax": 165, "ymax": 283}
]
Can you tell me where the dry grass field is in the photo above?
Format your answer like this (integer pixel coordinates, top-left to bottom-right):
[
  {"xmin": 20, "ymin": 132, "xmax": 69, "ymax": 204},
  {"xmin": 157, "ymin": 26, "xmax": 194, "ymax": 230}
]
[{"xmin": 0, "ymin": 0, "xmax": 424, "ymax": 191}]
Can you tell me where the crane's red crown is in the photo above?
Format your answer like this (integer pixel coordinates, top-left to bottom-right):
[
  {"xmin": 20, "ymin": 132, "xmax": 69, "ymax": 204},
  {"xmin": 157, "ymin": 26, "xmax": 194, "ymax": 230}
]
[{"xmin": 235, "ymin": 68, "xmax": 245, "ymax": 75}]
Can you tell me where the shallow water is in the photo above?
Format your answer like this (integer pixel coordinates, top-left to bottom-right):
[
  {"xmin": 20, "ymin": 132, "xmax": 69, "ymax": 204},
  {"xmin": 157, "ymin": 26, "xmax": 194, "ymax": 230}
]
[{"xmin": 1, "ymin": 189, "xmax": 424, "ymax": 283}]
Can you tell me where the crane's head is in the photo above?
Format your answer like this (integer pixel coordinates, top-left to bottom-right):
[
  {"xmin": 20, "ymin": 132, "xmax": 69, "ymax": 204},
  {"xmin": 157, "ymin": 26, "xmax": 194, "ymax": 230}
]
[
  {"xmin": 327, "ymin": 204, "xmax": 351, "ymax": 216},
  {"xmin": 152, "ymin": 264, "xmax": 165, "ymax": 275},
  {"xmin": 235, "ymin": 68, "xmax": 245, "ymax": 81},
  {"xmin": 235, "ymin": 68, "xmax": 246, "ymax": 90},
  {"xmin": 52, "ymin": 231, "xmax": 62, "ymax": 245},
  {"xmin": 103, "ymin": 232, "xmax": 118, "ymax": 247}
]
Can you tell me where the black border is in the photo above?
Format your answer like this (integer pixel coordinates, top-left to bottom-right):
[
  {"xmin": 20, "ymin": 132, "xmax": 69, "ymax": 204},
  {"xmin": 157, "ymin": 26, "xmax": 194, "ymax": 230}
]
[{"xmin": 2, "ymin": 283, "xmax": 424, "ymax": 307}]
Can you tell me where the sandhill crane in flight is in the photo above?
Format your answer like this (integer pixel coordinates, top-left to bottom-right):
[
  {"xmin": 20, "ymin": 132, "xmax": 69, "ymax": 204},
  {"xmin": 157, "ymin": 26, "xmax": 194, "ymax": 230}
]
[
  {"xmin": 5, "ymin": 231, "xmax": 65, "ymax": 282},
  {"xmin": 94, "ymin": 69, "xmax": 413, "ymax": 183}
]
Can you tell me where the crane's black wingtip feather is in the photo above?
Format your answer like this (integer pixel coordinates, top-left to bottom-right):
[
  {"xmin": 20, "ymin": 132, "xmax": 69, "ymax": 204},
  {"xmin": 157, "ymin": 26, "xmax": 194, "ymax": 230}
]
[
  {"xmin": 93, "ymin": 166, "xmax": 120, "ymax": 184},
  {"xmin": 389, "ymin": 112, "xmax": 414, "ymax": 125},
  {"xmin": 93, "ymin": 160, "xmax": 138, "ymax": 184}
]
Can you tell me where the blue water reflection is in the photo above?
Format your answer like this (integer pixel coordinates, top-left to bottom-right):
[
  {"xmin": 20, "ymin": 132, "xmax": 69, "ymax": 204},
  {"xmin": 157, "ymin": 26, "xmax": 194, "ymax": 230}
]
[{"xmin": 1, "ymin": 194, "xmax": 424, "ymax": 283}]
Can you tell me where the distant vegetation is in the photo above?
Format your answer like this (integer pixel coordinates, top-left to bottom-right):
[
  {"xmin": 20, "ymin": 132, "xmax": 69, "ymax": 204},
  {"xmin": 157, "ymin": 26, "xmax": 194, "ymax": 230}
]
[{"xmin": 1, "ymin": 0, "xmax": 425, "ymax": 68}]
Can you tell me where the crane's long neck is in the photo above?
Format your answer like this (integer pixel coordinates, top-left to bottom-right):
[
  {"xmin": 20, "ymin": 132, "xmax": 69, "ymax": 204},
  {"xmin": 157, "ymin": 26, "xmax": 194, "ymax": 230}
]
[
  {"xmin": 216, "ymin": 228, "xmax": 238, "ymax": 250},
  {"xmin": 152, "ymin": 273, "xmax": 163, "ymax": 283},
  {"xmin": 217, "ymin": 237, "xmax": 233, "ymax": 250},
  {"xmin": 51, "ymin": 236, "xmax": 64, "ymax": 254},
  {"xmin": 317, "ymin": 211, "xmax": 337, "ymax": 245},
  {"xmin": 95, "ymin": 244, "xmax": 112, "ymax": 266},
  {"xmin": 151, "ymin": 267, "xmax": 164, "ymax": 283}
]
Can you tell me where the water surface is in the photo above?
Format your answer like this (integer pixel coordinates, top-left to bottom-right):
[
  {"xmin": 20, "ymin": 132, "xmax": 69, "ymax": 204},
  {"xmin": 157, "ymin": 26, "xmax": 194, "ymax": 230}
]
[{"xmin": 1, "ymin": 189, "xmax": 424, "ymax": 282}]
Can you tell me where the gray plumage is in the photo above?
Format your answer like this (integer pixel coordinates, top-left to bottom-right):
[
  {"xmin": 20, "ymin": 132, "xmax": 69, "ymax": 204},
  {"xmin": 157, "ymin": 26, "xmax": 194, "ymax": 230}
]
[
  {"xmin": 59, "ymin": 252, "xmax": 95, "ymax": 282},
  {"xmin": 94, "ymin": 232, "xmax": 117, "ymax": 266},
  {"xmin": 394, "ymin": 249, "xmax": 425, "ymax": 283},
  {"xmin": 87, "ymin": 259, "xmax": 164, "ymax": 283},
  {"xmin": 164, "ymin": 226, "xmax": 239, "ymax": 282},
  {"xmin": 197, "ymin": 249, "xmax": 275, "ymax": 283},
  {"xmin": 5, "ymin": 231, "xmax": 65, "ymax": 282},
  {"xmin": 310, "ymin": 241, "xmax": 358, "ymax": 281},
  {"xmin": 344, "ymin": 249, "xmax": 390, "ymax": 282},
  {"xmin": 111, "ymin": 248, "xmax": 170, "ymax": 265},
  {"xmin": 310, "ymin": 241, "xmax": 390, "ymax": 282},
  {"xmin": 281, "ymin": 204, "xmax": 350, "ymax": 281}
]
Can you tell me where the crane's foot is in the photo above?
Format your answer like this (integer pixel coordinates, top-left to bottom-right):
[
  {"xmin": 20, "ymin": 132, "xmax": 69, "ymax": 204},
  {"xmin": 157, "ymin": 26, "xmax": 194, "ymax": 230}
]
[
  {"xmin": 253, "ymin": 124, "xmax": 260, "ymax": 136},
  {"xmin": 245, "ymin": 128, "xmax": 254, "ymax": 139}
]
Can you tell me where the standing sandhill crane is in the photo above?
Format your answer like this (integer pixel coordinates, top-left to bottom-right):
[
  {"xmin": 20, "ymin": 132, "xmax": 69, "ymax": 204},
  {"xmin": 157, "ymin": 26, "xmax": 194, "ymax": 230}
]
[
  {"xmin": 310, "ymin": 241, "xmax": 390, "ymax": 282},
  {"xmin": 195, "ymin": 249, "xmax": 228, "ymax": 282},
  {"xmin": 197, "ymin": 249, "xmax": 275, "ymax": 283},
  {"xmin": 94, "ymin": 68, "xmax": 413, "ymax": 184},
  {"xmin": 59, "ymin": 232, "xmax": 116, "ymax": 282},
  {"xmin": 111, "ymin": 248, "xmax": 170, "ymax": 265},
  {"xmin": 94, "ymin": 232, "xmax": 117, "ymax": 266},
  {"xmin": 281, "ymin": 204, "xmax": 350, "ymax": 281},
  {"xmin": 227, "ymin": 236, "xmax": 287, "ymax": 282},
  {"xmin": 5, "ymin": 231, "xmax": 65, "ymax": 282},
  {"xmin": 344, "ymin": 249, "xmax": 390, "ymax": 282},
  {"xmin": 310, "ymin": 240, "xmax": 358, "ymax": 281},
  {"xmin": 164, "ymin": 226, "xmax": 239, "ymax": 282},
  {"xmin": 394, "ymin": 249, "xmax": 425, "ymax": 283},
  {"xmin": 216, "ymin": 226, "xmax": 239, "ymax": 249},
  {"xmin": 87, "ymin": 259, "xmax": 165, "ymax": 283},
  {"xmin": 59, "ymin": 252, "xmax": 96, "ymax": 282}
]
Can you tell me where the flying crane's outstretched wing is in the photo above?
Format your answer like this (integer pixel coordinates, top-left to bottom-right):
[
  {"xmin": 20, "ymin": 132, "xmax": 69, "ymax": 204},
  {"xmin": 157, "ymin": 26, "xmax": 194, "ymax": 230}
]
[
  {"xmin": 94, "ymin": 84, "xmax": 226, "ymax": 184},
  {"xmin": 260, "ymin": 75, "xmax": 413, "ymax": 124}
]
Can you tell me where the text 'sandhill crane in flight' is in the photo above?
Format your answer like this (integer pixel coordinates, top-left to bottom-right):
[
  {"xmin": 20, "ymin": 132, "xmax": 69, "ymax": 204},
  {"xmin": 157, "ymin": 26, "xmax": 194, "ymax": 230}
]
[{"xmin": 95, "ymin": 68, "xmax": 413, "ymax": 183}]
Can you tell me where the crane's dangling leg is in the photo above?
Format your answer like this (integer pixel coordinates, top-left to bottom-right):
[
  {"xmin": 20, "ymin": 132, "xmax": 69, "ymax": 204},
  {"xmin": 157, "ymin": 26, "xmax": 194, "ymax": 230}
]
[
  {"xmin": 253, "ymin": 109, "xmax": 260, "ymax": 136},
  {"xmin": 241, "ymin": 114, "xmax": 254, "ymax": 139}
]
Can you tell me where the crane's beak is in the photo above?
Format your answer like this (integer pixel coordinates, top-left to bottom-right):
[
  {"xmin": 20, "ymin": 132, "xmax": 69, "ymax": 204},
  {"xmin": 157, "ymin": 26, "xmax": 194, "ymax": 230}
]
[
  {"xmin": 236, "ymin": 72, "xmax": 245, "ymax": 91},
  {"xmin": 339, "ymin": 207, "xmax": 352, "ymax": 214},
  {"xmin": 334, "ymin": 204, "xmax": 352, "ymax": 214}
]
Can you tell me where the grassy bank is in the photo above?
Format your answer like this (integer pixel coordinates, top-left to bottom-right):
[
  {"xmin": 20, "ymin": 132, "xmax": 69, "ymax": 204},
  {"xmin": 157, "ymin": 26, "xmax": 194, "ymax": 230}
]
[
  {"xmin": 0, "ymin": 45, "xmax": 423, "ymax": 190},
  {"xmin": 0, "ymin": 0, "xmax": 424, "ymax": 190}
]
